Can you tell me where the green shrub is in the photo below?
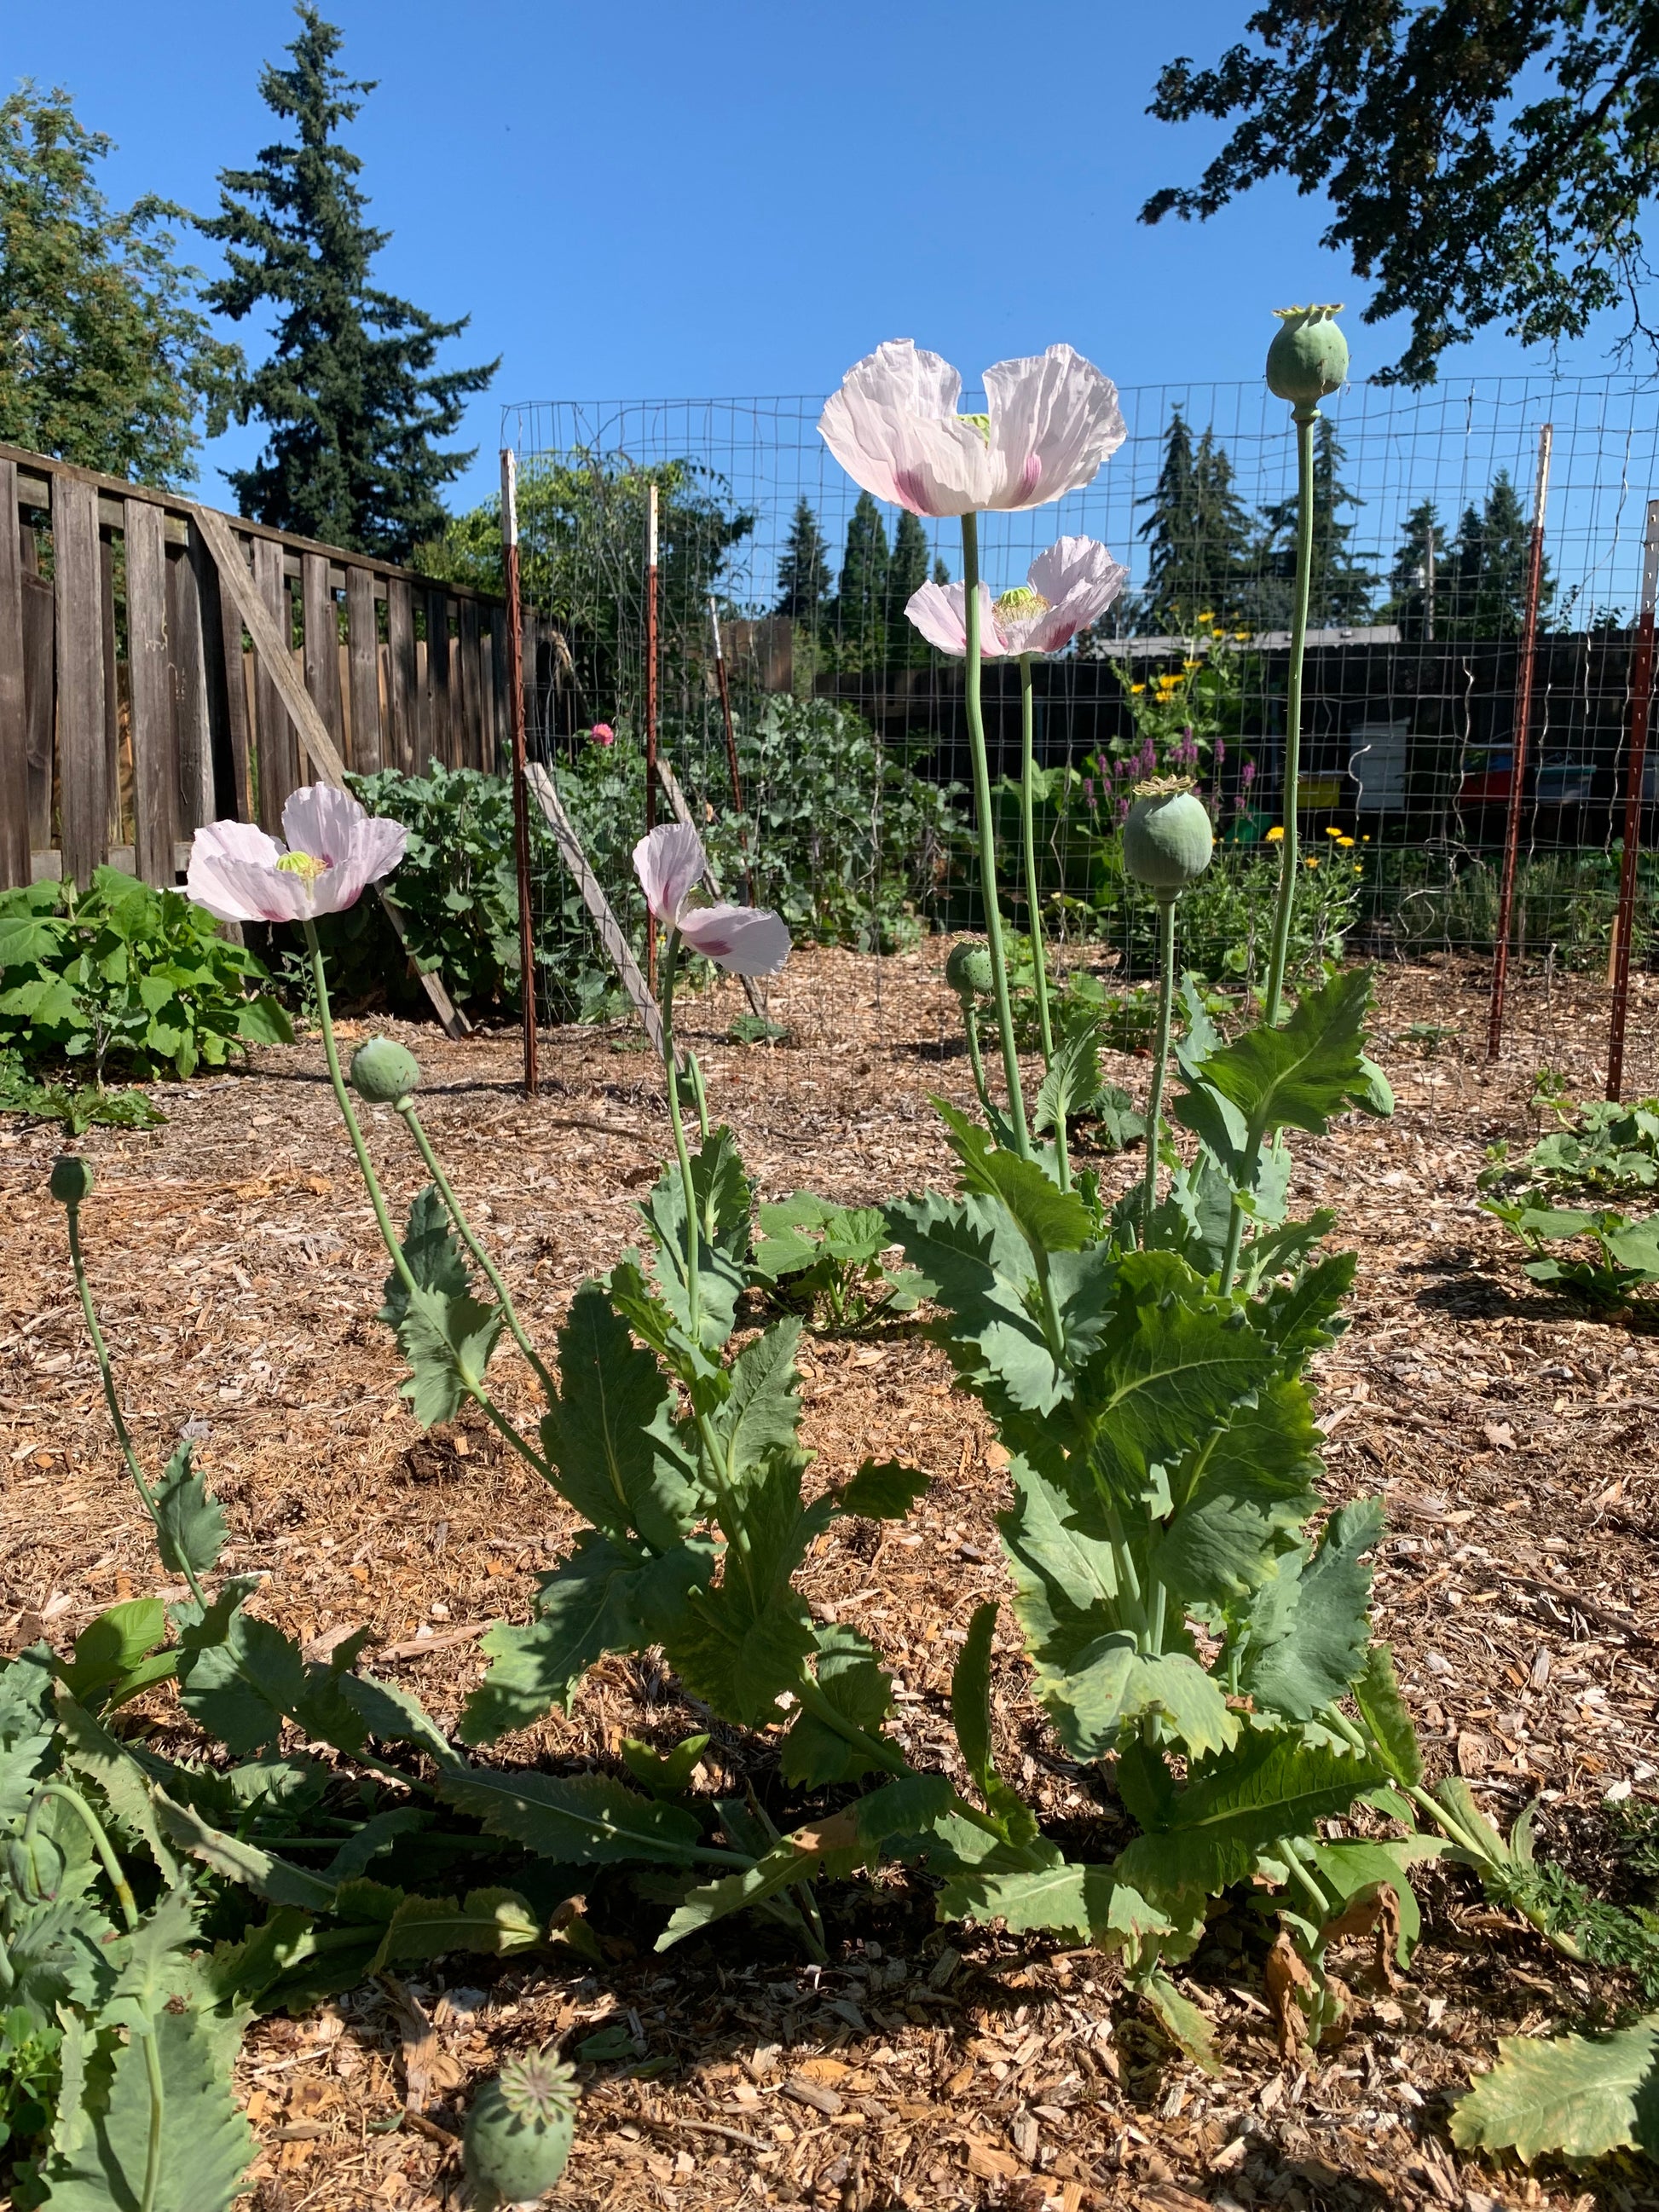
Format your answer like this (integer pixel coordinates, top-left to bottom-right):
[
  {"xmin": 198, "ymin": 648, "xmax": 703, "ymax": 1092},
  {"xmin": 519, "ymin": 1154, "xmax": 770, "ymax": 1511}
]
[{"xmin": 0, "ymin": 869, "xmax": 290, "ymax": 1080}]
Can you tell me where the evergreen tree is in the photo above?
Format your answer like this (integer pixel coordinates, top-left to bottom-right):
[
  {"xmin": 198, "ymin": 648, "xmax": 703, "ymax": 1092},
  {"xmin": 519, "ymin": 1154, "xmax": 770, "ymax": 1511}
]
[
  {"xmin": 1380, "ymin": 499, "xmax": 1443, "ymax": 640},
  {"xmin": 775, "ymin": 496, "xmax": 831, "ymax": 621},
  {"xmin": 933, "ymin": 555, "xmax": 951, "ymax": 586},
  {"xmin": 885, "ymin": 507, "xmax": 933, "ymax": 663},
  {"xmin": 200, "ymin": 7, "xmax": 497, "ymax": 558},
  {"xmin": 835, "ymin": 491, "xmax": 889, "ymax": 668},
  {"xmin": 1442, "ymin": 470, "xmax": 1552, "ymax": 638},
  {"xmin": 1137, "ymin": 407, "xmax": 1253, "ymax": 632},
  {"xmin": 0, "ymin": 84, "xmax": 240, "ymax": 484}
]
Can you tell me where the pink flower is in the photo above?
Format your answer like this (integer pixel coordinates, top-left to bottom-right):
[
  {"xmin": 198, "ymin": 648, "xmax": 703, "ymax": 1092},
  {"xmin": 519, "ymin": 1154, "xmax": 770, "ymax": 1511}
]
[
  {"xmin": 819, "ymin": 340, "xmax": 1124, "ymax": 517},
  {"xmin": 1241, "ymin": 758, "xmax": 1257, "ymax": 787},
  {"xmin": 590, "ymin": 723, "xmax": 616, "ymax": 746},
  {"xmin": 186, "ymin": 784, "xmax": 407, "ymax": 924},
  {"xmin": 905, "ymin": 536, "xmax": 1128, "ymax": 658},
  {"xmin": 1083, "ymin": 777, "xmax": 1096, "ymax": 810},
  {"xmin": 633, "ymin": 822, "xmax": 790, "ymax": 977}
]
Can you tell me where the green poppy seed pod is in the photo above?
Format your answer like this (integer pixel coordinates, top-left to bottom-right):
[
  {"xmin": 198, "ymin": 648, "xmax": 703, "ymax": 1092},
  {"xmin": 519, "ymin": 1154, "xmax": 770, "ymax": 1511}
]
[
  {"xmin": 1265, "ymin": 305, "xmax": 1349, "ymax": 407},
  {"xmin": 49, "ymin": 1154, "xmax": 95, "ymax": 1208},
  {"xmin": 945, "ymin": 941, "xmax": 996, "ymax": 1000},
  {"xmin": 1122, "ymin": 786, "xmax": 1214, "ymax": 899},
  {"xmin": 462, "ymin": 2048, "xmax": 579, "ymax": 2209},
  {"xmin": 350, "ymin": 1037, "xmax": 421, "ymax": 1106}
]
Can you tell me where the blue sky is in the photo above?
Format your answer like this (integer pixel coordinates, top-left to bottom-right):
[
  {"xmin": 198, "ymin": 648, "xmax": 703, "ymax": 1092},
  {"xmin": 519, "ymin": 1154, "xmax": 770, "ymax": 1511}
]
[{"xmin": 8, "ymin": 0, "xmax": 1641, "ymax": 514}]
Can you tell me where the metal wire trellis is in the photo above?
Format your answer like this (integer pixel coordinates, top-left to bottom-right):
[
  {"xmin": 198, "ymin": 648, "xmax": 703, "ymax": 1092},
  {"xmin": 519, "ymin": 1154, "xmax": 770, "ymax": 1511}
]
[{"xmin": 502, "ymin": 374, "xmax": 1659, "ymax": 1089}]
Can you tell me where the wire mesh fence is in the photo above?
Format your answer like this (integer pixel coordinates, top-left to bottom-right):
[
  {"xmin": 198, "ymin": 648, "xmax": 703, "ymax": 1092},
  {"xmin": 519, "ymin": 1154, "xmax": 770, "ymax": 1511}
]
[{"xmin": 499, "ymin": 373, "xmax": 1659, "ymax": 1084}]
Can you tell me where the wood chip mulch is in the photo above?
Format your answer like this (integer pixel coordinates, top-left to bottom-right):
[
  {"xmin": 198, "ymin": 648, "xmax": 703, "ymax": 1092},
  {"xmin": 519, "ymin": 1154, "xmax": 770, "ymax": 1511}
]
[{"xmin": 4, "ymin": 944, "xmax": 1659, "ymax": 2212}]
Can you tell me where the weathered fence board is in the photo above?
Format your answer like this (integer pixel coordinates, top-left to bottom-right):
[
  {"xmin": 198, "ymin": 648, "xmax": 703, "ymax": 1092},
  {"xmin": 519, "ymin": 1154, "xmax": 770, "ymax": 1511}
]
[
  {"xmin": 168, "ymin": 534, "xmax": 213, "ymax": 834},
  {"xmin": 125, "ymin": 498, "xmax": 174, "ymax": 887},
  {"xmin": 425, "ymin": 589, "xmax": 452, "ymax": 767},
  {"xmin": 302, "ymin": 552, "xmax": 344, "ymax": 759},
  {"xmin": 346, "ymin": 564, "xmax": 381, "ymax": 772},
  {"xmin": 22, "ymin": 572, "xmax": 51, "ymax": 854},
  {"xmin": 0, "ymin": 460, "xmax": 28, "ymax": 888},
  {"xmin": 54, "ymin": 476, "xmax": 107, "ymax": 888},
  {"xmin": 386, "ymin": 578, "xmax": 416, "ymax": 772},
  {"xmin": 253, "ymin": 534, "xmax": 297, "ymax": 829}
]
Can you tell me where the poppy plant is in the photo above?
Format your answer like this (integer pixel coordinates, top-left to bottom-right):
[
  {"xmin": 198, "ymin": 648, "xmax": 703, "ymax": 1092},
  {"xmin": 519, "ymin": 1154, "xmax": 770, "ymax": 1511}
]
[
  {"xmin": 904, "ymin": 537, "xmax": 1127, "ymax": 660},
  {"xmin": 633, "ymin": 823, "xmax": 789, "ymax": 978}
]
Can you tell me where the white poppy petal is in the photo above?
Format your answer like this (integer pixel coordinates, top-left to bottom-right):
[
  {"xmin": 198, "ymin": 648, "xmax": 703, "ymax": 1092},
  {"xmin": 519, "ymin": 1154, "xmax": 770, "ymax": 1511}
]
[
  {"xmin": 982, "ymin": 346, "xmax": 1126, "ymax": 511},
  {"xmin": 905, "ymin": 580, "xmax": 971, "ymax": 656},
  {"xmin": 633, "ymin": 821, "xmax": 706, "ymax": 927},
  {"xmin": 282, "ymin": 783, "xmax": 368, "ymax": 865},
  {"xmin": 818, "ymin": 339, "xmax": 991, "ymax": 516},
  {"xmin": 186, "ymin": 820, "xmax": 292, "ymax": 923},
  {"xmin": 1020, "ymin": 538, "xmax": 1130, "ymax": 654},
  {"xmin": 679, "ymin": 904, "xmax": 791, "ymax": 977}
]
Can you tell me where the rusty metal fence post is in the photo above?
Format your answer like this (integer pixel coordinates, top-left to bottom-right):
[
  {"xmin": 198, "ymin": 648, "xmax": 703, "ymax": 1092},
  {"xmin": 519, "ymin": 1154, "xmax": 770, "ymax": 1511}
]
[{"xmin": 501, "ymin": 449, "xmax": 538, "ymax": 1098}]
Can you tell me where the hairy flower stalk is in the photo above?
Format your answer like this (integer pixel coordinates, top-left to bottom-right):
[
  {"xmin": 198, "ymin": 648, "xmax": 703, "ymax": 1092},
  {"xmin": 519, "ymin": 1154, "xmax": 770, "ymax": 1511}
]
[
  {"xmin": 1016, "ymin": 649, "xmax": 1053, "ymax": 1064},
  {"xmin": 962, "ymin": 514, "xmax": 1032, "ymax": 1153},
  {"xmin": 1120, "ymin": 782, "xmax": 1213, "ymax": 1241}
]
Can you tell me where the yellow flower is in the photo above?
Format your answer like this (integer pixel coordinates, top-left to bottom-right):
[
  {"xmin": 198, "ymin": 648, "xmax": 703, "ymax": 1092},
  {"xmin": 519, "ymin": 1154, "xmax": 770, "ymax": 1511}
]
[
  {"xmin": 1130, "ymin": 683, "xmax": 1146, "ymax": 694},
  {"xmin": 1335, "ymin": 835, "xmax": 1355, "ymax": 847},
  {"xmin": 1325, "ymin": 825, "xmax": 1343, "ymax": 837},
  {"xmin": 1233, "ymin": 630, "xmax": 1250, "ymax": 640},
  {"xmin": 1305, "ymin": 856, "xmax": 1320, "ymax": 869},
  {"xmin": 1265, "ymin": 826, "xmax": 1285, "ymax": 842},
  {"xmin": 1182, "ymin": 657, "xmax": 1202, "ymax": 671},
  {"xmin": 1197, "ymin": 610, "xmax": 1215, "ymax": 624}
]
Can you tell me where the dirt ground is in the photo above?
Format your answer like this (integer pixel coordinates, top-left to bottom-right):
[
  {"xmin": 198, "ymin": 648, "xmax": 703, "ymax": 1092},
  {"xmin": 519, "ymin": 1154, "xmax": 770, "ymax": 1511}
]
[{"xmin": 4, "ymin": 942, "xmax": 1659, "ymax": 2212}]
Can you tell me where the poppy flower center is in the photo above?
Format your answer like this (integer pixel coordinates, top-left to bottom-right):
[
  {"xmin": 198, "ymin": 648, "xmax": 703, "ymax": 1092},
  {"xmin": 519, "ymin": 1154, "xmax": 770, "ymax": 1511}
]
[
  {"xmin": 276, "ymin": 851, "xmax": 328, "ymax": 881},
  {"xmin": 957, "ymin": 411, "xmax": 991, "ymax": 443},
  {"xmin": 994, "ymin": 586, "xmax": 1049, "ymax": 621}
]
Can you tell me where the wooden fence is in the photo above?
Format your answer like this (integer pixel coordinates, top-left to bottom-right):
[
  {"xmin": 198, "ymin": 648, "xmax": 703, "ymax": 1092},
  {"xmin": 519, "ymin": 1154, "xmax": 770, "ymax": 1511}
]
[{"xmin": 0, "ymin": 442, "xmax": 510, "ymax": 893}]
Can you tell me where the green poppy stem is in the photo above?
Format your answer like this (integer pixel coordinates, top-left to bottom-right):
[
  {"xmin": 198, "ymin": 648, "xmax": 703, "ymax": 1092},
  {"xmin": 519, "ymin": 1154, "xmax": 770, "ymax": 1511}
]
[
  {"xmin": 961, "ymin": 513, "xmax": 1030, "ymax": 1157},
  {"xmin": 657, "ymin": 928, "xmax": 701, "ymax": 1333},
  {"xmin": 1018, "ymin": 653, "xmax": 1054, "ymax": 1066},
  {"xmin": 1141, "ymin": 891, "xmax": 1178, "ymax": 1242},
  {"xmin": 1263, "ymin": 403, "xmax": 1319, "ymax": 1027}
]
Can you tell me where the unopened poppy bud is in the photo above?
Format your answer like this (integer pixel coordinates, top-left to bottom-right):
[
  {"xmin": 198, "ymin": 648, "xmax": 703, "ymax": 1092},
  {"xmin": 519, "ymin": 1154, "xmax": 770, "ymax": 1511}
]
[
  {"xmin": 945, "ymin": 941, "xmax": 996, "ymax": 999},
  {"xmin": 1122, "ymin": 780, "xmax": 1215, "ymax": 899},
  {"xmin": 350, "ymin": 1037, "xmax": 421, "ymax": 1106},
  {"xmin": 1265, "ymin": 305, "xmax": 1349, "ymax": 407},
  {"xmin": 49, "ymin": 1154, "xmax": 95, "ymax": 1207}
]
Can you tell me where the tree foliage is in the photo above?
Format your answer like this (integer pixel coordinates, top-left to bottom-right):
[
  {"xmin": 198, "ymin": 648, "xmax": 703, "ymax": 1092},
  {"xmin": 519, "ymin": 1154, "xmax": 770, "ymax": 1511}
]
[
  {"xmin": 1255, "ymin": 416, "xmax": 1375, "ymax": 629},
  {"xmin": 775, "ymin": 496, "xmax": 832, "ymax": 621},
  {"xmin": 0, "ymin": 84, "xmax": 240, "ymax": 485},
  {"xmin": 199, "ymin": 7, "xmax": 496, "ymax": 557},
  {"xmin": 1136, "ymin": 407, "xmax": 1256, "ymax": 632},
  {"xmin": 1141, "ymin": 1, "xmax": 1659, "ymax": 385}
]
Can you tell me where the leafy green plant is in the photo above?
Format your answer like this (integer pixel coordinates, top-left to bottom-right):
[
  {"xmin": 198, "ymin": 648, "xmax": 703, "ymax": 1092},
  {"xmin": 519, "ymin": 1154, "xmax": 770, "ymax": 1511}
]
[
  {"xmin": 0, "ymin": 870, "xmax": 290, "ymax": 1081},
  {"xmin": 751, "ymin": 1193, "xmax": 922, "ymax": 1331},
  {"xmin": 0, "ymin": 1051, "xmax": 166, "ymax": 1135},
  {"xmin": 1482, "ymin": 1094, "xmax": 1659, "ymax": 1206},
  {"xmin": 1483, "ymin": 1200, "xmax": 1659, "ymax": 1307}
]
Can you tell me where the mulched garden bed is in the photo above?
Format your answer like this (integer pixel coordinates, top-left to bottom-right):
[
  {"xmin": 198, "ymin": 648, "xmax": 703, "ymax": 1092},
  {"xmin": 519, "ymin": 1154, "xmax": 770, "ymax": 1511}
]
[{"xmin": 3, "ymin": 943, "xmax": 1659, "ymax": 2212}]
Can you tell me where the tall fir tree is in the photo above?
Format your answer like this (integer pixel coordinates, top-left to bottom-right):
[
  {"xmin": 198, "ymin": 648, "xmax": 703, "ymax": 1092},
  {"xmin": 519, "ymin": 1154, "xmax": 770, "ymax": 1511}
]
[
  {"xmin": 1381, "ymin": 499, "xmax": 1444, "ymax": 640},
  {"xmin": 885, "ymin": 507, "xmax": 932, "ymax": 663},
  {"xmin": 1254, "ymin": 415, "xmax": 1375, "ymax": 628},
  {"xmin": 775, "ymin": 497, "xmax": 831, "ymax": 621},
  {"xmin": 835, "ymin": 491, "xmax": 890, "ymax": 668},
  {"xmin": 199, "ymin": 7, "xmax": 497, "ymax": 558},
  {"xmin": 1442, "ymin": 471, "xmax": 1552, "ymax": 638},
  {"xmin": 1137, "ymin": 407, "xmax": 1254, "ymax": 632}
]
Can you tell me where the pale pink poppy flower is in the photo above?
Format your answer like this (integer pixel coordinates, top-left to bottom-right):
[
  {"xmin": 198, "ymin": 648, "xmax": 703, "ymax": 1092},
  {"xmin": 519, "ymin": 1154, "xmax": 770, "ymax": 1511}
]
[
  {"xmin": 632, "ymin": 822, "xmax": 791, "ymax": 977},
  {"xmin": 186, "ymin": 784, "xmax": 407, "ymax": 924},
  {"xmin": 905, "ymin": 536, "xmax": 1129, "ymax": 658},
  {"xmin": 818, "ymin": 340, "xmax": 1124, "ymax": 517}
]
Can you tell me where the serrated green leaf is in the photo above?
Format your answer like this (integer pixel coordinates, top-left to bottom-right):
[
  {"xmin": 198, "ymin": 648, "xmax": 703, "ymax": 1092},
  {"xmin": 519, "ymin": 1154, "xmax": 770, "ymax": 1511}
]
[
  {"xmin": 781, "ymin": 1624, "xmax": 893, "ymax": 1787},
  {"xmin": 1450, "ymin": 2015, "xmax": 1659, "ymax": 2161},
  {"xmin": 364, "ymin": 1886, "xmax": 543, "ymax": 1974},
  {"xmin": 55, "ymin": 1690, "xmax": 179, "ymax": 1884},
  {"xmin": 42, "ymin": 2002, "xmax": 256, "ymax": 2212},
  {"xmin": 1186, "ymin": 967, "xmax": 1375, "ymax": 1146},
  {"xmin": 0, "ymin": 1641, "xmax": 57, "ymax": 1741},
  {"xmin": 460, "ymin": 1534, "xmax": 708, "ymax": 1744},
  {"xmin": 886, "ymin": 1192, "xmax": 1069, "ymax": 1418},
  {"xmin": 1147, "ymin": 1377, "xmax": 1322, "ymax": 1610},
  {"xmin": 151, "ymin": 1789, "xmax": 339, "ymax": 1910},
  {"xmin": 657, "ymin": 1834, "xmax": 816, "ymax": 1951},
  {"xmin": 395, "ymin": 1281, "xmax": 505, "ymax": 1428},
  {"xmin": 234, "ymin": 994, "xmax": 293, "ymax": 1045},
  {"xmin": 1308, "ymin": 1837, "xmax": 1448, "ymax": 1963},
  {"xmin": 645, "ymin": 1123, "xmax": 754, "ymax": 1264},
  {"xmin": 152, "ymin": 1437, "xmax": 228, "ymax": 1580},
  {"xmin": 934, "ymin": 1096, "xmax": 1093, "ymax": 1255},
  {"xmin": 1351, "ymin": 1643, "xmax": 1424, "ymax": 1788},
  {"xmin": 538, "ymin": 1284, "xmax": 701, "ymax": 1549},
  {"xmin": 433, "ymin": 1763, "xmax": 705, "ymax": 1866},
  {"xmin": 1034, "ymin": 1014, "xmax": 1102, "ymax": 1136},
  {"xmin": 377, "ymin": 1186, "xmax": 469, "ymax": 1330},
  {"xmin": 1242, "ymin": 1498, "xmax": 1384, "ymax": 1720},
  {"xmin": 1142, "ymin": 1968, "xmax": 1219, "ymax": 2073},
  {"xmin": 837, "ymin": 1458, "xmax": 930, "ymax": 1519},
  {"xmin": 708, "ymin": 1318, "xmax": 805, "ymax": 1481},
  {"xmin": 1257, "ymin": 1250, "xmax": 1357, "ymax": 1370},
  {"xmin": 1111, "ymin": 1732, "xmax": 1383, "ymax": 1909},
  {"xmin": 333, "ymin": 1670, "xmax": 454, "ymax": 1764}
]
